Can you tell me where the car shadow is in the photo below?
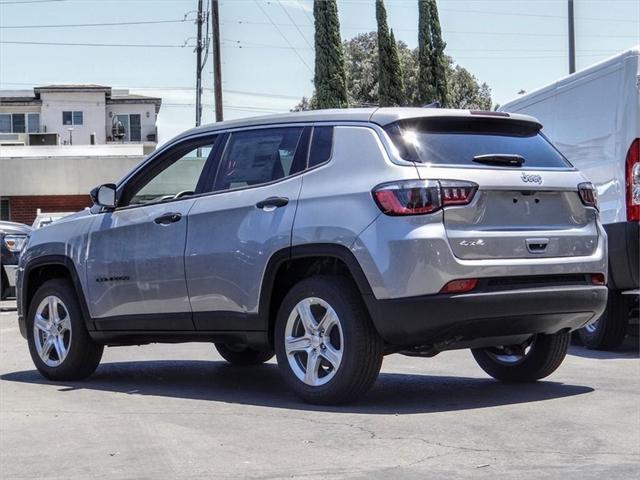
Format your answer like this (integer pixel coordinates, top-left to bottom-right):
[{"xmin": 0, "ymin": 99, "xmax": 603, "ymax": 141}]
[
  {"xmin": 1, "ymin": 361, "xmax": 593, "ymax": 414},
  {"xmin": 568, "ymin": 338, "xmax": 639, "ymax": 360}
]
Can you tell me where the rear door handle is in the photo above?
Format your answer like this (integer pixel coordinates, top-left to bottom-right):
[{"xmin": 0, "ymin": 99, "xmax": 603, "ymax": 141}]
[
  {"xmin": 154, "ymin": 212, "xmax": 182, "ymax": 225},
  {"xmin": 256, "ymin": 196, "xmax": 289, "ymax": 209}
]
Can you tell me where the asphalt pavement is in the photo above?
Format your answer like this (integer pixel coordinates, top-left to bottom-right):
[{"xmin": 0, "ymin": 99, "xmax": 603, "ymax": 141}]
[{"xmin": 1, "ymin": 299, "xmax": 638, "ymax": 479}]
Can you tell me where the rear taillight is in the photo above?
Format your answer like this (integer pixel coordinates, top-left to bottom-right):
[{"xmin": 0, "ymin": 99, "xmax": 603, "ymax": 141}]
[
  {"xmin": 372, "ymin": 179, "xmax": 477, "ymax": 216},
  {"xmin": 440, "ymin": 278, "xmax": 478, "ymax": 293},
  {"xmin": 578, "ymin": 182, "xmax": 598, "ymax": 210},
  {"xmin": 626, "ymin": 138, "xmax": 640, "ymax": 222},
  {"xmin": 590, "ymin": 273, "xmax": 606, "ymax": 286}
]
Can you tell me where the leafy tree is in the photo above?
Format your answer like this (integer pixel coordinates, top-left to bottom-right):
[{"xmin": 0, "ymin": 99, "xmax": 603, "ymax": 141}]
[
  {"xmin": 292, "ymin": 33, "xmax": 491, "ymax": 111},
  {"xmin": 428, "ymin": 0, "xmax": 448, "ymax": 106},
  {"xmin": 417, "ymin": 0, "xmax": 448, "ymax": 106},
  {"xmin": 417, "ymin": 0, "xmax": 436, "ymax": 104},
  {"xmin": 313, "ymin": 0, "xmax": 348, "ymax": 109},
  {"xmin": 447, "ymin": 64, "xmax": 492, "ymax": 110},
  {"xmin": 376, "ymin": 0, "xmax": 405, "ymax": 106}
]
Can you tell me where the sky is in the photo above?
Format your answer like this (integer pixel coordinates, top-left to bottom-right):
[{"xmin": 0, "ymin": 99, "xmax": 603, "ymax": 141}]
[{"xmin": 0, "ymin": 0, "xmax": 638, "ymax": 144}]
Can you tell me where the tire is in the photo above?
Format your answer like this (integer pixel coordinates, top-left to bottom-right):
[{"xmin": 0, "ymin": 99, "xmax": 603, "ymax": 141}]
[
  {"xmin": 214, "ymin": 343, "xmax": 274, "ymax": 366},
  {"xmin": 578, "ymin": 289, "xmax": 630, "ymax": 350},
  {"xmin": 274, "ymin": 275, "xmax": 383, "ymax": 405},
  {"xmin": 27, "ymin": 279, "xmax": 103, "ymax": 381},
  {"xmin": 472, "ymin": 332, "xmax": 570, "ymax": 382}
]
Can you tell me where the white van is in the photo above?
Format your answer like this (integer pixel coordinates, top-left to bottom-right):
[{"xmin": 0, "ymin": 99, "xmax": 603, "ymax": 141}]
[{"xmin": 501, "ymin": 47, "xmax": 639, "ymax": 350}]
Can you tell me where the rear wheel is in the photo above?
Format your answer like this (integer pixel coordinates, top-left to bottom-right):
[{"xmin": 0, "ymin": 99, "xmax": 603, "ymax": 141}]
[
  {"xmin": 274, "ymin": 276, "xmax": 383, "ymax": 405},
  {"xmin": 27, "ymin": 279, "xmax": 103, "ymax": 380},
  {"xmin": 214, "ymin": 343, "xmax": 274, "ymax": 366},
  {"xmin": 578, "ymin": 289, "xmax": 630, "ymax": 350},
  {"xmin": 472, "ymin": 332, "xmax": 570, "ymax": 382}
]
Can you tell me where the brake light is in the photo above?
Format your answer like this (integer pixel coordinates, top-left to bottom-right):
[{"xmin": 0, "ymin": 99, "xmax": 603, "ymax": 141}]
[
  {"xmin": 578, "ymin": 182, "xmax": 599, "ymax": 210},
  {"xmin": 440, "ymin": 278, "xmax": 478, "ymax": 293},
  {"xmin": 590, "ymin": 273, "xmax": 606, "ymax": 286},
  {"xmin": 372, "ymin": 179, "xmax": 477, "ymax": 216},
  {"xmin": 626, "ymin": 138, "xmax": 639, "ymax": 222}
]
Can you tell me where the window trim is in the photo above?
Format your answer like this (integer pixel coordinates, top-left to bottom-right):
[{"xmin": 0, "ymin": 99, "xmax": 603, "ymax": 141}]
[
  {"xmin": 114, "ymin": 133, "xmax": 222, "ymax": 210},
  {"xmin": 211, "ymin": 125, "xmax": 309, "ymax": 193},
  {"xmin": 307, "ymin": 126, "xmax": 335, "ymax": 170},
  {"xmin": 109, "ymin": 121, "xmax": 346, "ymax": 212}
]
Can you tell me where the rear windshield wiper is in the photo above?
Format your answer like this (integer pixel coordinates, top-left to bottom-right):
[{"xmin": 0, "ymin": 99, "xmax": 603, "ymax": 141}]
[{"xmin": 472, "ymin": 154, "xmax": 525, "ymax": 167}]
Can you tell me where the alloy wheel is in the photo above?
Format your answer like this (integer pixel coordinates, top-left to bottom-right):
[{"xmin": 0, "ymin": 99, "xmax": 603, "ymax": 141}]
[
  {"xmin": 33, "ymin": 295, "xmax": 72, "ymax": 367},
  {"xmin": 284, "ymin": 297, "xmax": 344, "ymax": 386}
]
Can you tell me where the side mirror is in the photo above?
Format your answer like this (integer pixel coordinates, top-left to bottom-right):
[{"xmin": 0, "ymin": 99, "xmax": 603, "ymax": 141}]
[{"xmin": 90, "ymin": 184, "xmax": 117, "ymax": 209}]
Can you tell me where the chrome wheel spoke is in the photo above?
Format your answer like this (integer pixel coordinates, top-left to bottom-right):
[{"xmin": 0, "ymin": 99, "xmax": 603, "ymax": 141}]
[
  {"xmin": 285, "ymin": 335, "xmax": 311, "ymax": 354},
  {"xmin": 53, "ymin": 335, "xmax": 67, "ymax": 360},
  {"xmin": 321, "ymin": 343, "xmax": 342, "ymax": 369},
  {"xmin": 318, "ymin": 308, "xmax": 338, "ymax": 334},
  {"xmin": 48, "ymin": 297, "xmax": 59, "ymax": 322},
  {"xmin": 58, "ymin": 315, "xmax": 71, "ymax": 333},
  {"xmin": 304, "ymin": 350, "xmax": 321, "ymax": 385},
  {"xmin": 296, "ymin": 300, "xmax": 317, "ymax": 334},
  {"xmin": 40, "ymin": 337, "xmax": 54, "ymax": 361},
  {"xmin": 34, "ymin": 314, "xmax": 49, "ymax": 333}
]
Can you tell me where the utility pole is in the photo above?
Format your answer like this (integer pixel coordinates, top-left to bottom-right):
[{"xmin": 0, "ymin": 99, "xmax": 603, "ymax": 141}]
[
  {"xmin": 568, "ymin": 0, "xmax": 576, "ymax": 74},
  {"xmin": 195, "ymin": 0, "xmax": 204, "ymax": 126},
  {"xmin": 211, "ymin": 0, "xmax": 223, "ymax": 121}
]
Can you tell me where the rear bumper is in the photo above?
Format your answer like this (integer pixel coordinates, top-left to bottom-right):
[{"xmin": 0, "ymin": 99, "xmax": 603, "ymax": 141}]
[
  {"xmin": 605, "ymin": 221, "xmax": 639, "ymax": 291},
  {"xmin": 365, "ymin": 285, "xmax": 608, "ymax": 346}
]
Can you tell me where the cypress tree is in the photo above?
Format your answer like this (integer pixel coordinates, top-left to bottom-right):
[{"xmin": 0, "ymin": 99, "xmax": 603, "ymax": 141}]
[
  {"xmin": 428, "ymin": 0, "xmax": 449, "ymax": 106},
  {"xmin": 417, "ymin": 0, "xmax": 436, "ymax": 104},
  {"xmin": 313, "ymin": 0, "xmax": 348, "ymax": 109},
  {"xmin": 376, "ymin": 0, "xmax": 405, "ymax": 106}
]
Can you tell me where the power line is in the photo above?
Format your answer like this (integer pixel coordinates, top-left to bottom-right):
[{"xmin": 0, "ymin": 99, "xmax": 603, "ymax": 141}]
[
  {"xmin": 340, "ymin": 1, "xmax": 640, "ymax": 23},
  {"xmin": 253, "ymin": 0, "xmax": 313, "ymax": 73},
  {"xmin": 221, "ymin": 38, "xmax": 626, "ymax": 54},
  {"xmin": 0, "ymin": 0, "xmax": 66, "ymax": 4},
  {"xmin": 0, "ymin": 40, "xmax": 193, "ymax": 48},
  {"xmin": 0, "ymin": 81, "xmax": 306, "ymax": 99},
  {"xmin": 222, "ymin": 20, "xmax": 639, "ymax": 39},
  {"xmin": 0, "ymin": 17, "xmax": 192, "ymax": 29},
  {"xmin": 276, "ymin": 0, "xmax": 313, "ymax": 49}
]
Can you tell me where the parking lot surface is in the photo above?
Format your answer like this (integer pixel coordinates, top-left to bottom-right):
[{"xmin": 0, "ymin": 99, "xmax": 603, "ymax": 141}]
[{"xmin": 1, "ymin": 299, "xmax": 638, "ymax": 479}]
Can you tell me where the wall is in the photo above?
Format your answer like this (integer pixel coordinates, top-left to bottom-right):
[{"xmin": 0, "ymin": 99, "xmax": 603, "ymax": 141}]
[
  {"xmin": 39, "ymin": 91, "xmax": 107, "ymax": 144},
  {"xmin": 8, "ymin": 195, "xmax": 91, "ymax": 225},
  {"xmin": 0, "ymin": 147, "xmax": 145, "ymax": 196}
]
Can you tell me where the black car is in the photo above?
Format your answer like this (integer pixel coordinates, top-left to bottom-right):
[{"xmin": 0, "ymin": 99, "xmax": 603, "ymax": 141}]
[{"xmin": 1, "ymin": 221, "xmax": 31, "ymax": 300}]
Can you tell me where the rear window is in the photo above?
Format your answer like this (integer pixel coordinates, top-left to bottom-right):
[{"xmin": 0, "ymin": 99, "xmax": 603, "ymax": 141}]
[{"xmin": 385, "ymin": 117, "xmax": 572, "ymax": 168}]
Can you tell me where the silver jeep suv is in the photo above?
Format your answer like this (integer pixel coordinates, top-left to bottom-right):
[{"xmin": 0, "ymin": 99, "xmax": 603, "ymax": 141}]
[{"xmin": 17, "ymin": 108, "xmax": 608, "ymax": 404}]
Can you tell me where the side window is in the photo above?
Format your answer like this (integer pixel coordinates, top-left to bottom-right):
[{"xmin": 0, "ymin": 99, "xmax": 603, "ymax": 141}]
[
  {"xmin": 123, "ymin": 137, "xmax": 216, "ymax": 207},
  {"xmin": 308, "ymin": 126, "xmax": 333, "ymax": 168},
  {"xmin": 215, "ymin": 127, "xmax": 304, "ymax": 191}
]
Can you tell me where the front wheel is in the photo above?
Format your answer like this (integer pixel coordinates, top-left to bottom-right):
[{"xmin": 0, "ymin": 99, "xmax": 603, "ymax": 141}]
[
  {"xmin": 27, "ymin": 279, "xmax": 103, "ymax": 380},
  {"xmin": 275, "ymin": 276, "xmax": 383, "ymax": 405},
  {"xmin": 472, "ymin": 332, "xmax": 570, "ymax": 382}
]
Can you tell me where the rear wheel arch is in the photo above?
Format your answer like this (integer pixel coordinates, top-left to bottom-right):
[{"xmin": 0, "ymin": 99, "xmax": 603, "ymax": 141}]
[
  {"xmin": 22, "ymin": 256, "xmax": 94, "ymax": 333},
  {"xmin": 260, "ymin": 244, "xmax": 375, "ymax": 347}
]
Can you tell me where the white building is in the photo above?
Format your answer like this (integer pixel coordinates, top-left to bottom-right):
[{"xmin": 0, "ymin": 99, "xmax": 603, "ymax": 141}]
[{"xmin": 0, "ymin": 84, "xmax": 161, "ymax": 149}]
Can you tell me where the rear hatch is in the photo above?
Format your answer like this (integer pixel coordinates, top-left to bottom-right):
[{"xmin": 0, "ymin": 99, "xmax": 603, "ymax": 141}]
[{"xmin": 384, "ymin": 114, "xmax": 599, "ymax": 260}]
